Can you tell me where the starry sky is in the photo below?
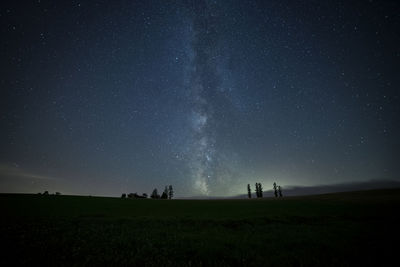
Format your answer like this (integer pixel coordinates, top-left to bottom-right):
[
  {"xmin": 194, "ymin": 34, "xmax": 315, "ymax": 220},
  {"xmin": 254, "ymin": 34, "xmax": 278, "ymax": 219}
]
[{"xmin": 1, "ymin": 0, "xmax": 399, "ymax": 197}]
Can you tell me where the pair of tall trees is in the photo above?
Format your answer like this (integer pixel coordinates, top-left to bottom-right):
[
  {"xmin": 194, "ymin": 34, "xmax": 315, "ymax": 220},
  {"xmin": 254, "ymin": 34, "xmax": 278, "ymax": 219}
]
[
  {"xmin": 247, "ymin": 183, "xmax": 263, "ymax": 198},
  {"xmin": 273, "ymin": 182, "xmax": 283, "ymax": 197}
]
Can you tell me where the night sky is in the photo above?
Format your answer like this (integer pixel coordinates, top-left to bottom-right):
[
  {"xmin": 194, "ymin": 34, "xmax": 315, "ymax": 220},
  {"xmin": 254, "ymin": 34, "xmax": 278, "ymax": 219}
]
[{"xmin": 1, "ymin": 0, "xmax": 399, "ymax": 197}]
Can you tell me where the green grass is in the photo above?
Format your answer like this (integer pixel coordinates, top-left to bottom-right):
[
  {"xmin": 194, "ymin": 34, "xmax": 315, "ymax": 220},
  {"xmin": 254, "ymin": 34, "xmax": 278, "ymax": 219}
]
[{"xmin": 1, "ymin": 189, "xmax": 400, "ymax": 266}]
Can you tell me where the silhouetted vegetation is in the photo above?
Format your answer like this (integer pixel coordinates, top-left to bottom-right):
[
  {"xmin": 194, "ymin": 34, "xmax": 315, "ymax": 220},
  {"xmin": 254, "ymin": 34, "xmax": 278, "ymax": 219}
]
[
  {"xmin": 273, "ymin": 182, "xmax": 278, "ymax": 197},
  {"xmin": 247, "ymin": 184, "xmax": 251, "ymax": 198},
  {"xmin": 127, "ymin": 193, "xmax": 147, "ymax": 199},
  {"xmin": 121, "ymin": 186, "xmax": 172, "ymax": 200},
  {"xmin": 38, "ymin": 191, "xmax": 62, "ymax": 196},
  {"xmin": 151, "ymin": 188, "xmax": 160, "ymax": 199},
  {"xmin": 161, "ymin": 186, "xmax": 168, "ymax": 199},
  {"xmin": 168, "ymin": 185, "xmax": 173, "ymax": 199},
  {"xmin": 121, "ymin": 193, "xmax": 148, "ymax": 199},
  {"xmin": 278, "ymin": 185, "xmax": 283, "ymax": 197},
  {"xmin": 255, "ymin": 183, "xmax": 263, "ymax": 198}
]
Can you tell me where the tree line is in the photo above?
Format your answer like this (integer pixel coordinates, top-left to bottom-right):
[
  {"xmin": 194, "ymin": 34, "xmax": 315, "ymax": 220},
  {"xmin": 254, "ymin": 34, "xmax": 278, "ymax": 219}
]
[
  {"xmin": 121, "ymin": 185, "xmax": 174, "ymax": 200},
  {"xmin": 37, "ymin": 191, "xmax": 61, "ymax": 196},
  {"xmin": 247, "ymin": 182, "xmax": 283, "ymax": 198}
]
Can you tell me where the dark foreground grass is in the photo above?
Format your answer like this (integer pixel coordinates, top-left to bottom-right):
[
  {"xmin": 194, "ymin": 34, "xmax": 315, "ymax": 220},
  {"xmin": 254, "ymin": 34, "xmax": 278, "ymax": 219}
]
[{"xmin": 1, "ymin": 189, "xmax": 400, "ymax": 266}]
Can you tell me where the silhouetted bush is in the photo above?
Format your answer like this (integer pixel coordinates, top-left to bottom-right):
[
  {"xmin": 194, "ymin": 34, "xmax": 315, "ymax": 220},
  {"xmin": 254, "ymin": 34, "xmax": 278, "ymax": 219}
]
[
  {"xmin": 127, "ymin": 193, "xmax": 146, "ymax": 199},
  {"xmin": 121, "ymin": 193, "xmax": 126, "ymax": 198}
]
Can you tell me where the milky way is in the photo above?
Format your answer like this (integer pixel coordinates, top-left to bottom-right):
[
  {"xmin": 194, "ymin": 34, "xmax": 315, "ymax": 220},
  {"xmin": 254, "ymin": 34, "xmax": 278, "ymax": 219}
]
[{"xmin": 186, "ymin": 1, "xmax": 222, "ymax": 195}]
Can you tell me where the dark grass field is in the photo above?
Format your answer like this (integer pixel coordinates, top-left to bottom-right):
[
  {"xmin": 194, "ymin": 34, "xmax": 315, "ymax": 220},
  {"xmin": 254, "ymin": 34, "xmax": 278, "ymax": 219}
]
[{"xmin": 1, "ymin": 189, "xmax": 400, "ymax": 266}]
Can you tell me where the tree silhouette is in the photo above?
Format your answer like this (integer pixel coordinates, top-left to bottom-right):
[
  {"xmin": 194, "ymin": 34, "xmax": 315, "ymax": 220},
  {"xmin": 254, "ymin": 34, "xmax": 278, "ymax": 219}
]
[
  {"xmin": 151, "ymin": 188, "xmax": 160, "ymax": 199},
  {"xmin": 278, "ymin": 185, "xmax": 283, "ymax": 197},
  {"xmin": 168, "ymin": 185, "xmax": 173, "ymax": 199},
  {"xmin": 255, "ymin": 183, "xmax": 259, "ymax": 198},
  {"xmin": 273, "ymin": 182, "xmax": 278, "ymax": 197},
  {"xmin": 121, "ymin": 193, "xmax": 126, "ymax": 198},
  {"xmin": 142, "ymin": 193, "xmax": 148, "ymax": 198},
  {"xmin": 161, "ymin": 186, "xmax": 168, "ymax": 199},
  {"xmin": 247, "ymin": 184, "xmax": 251, "ymax": 198},
  {"xmin": 255, "ymin": 183, "xmax": 263, "ymax": 198}
]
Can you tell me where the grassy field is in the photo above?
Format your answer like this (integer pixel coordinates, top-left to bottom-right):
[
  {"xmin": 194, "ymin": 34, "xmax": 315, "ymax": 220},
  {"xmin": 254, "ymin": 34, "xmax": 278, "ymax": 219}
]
[{"xmin": 1, "ymin": 189, "xmax": 399, "ymax": 266}]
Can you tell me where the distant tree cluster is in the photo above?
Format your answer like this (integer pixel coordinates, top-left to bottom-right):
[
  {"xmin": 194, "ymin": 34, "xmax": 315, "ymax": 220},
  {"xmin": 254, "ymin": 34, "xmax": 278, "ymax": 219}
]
[
  {"xmin": 151, "ymin": 185, "xmax": 173, "ymax": 199},
  {"xmin": 247, "ymin": 182, "xmax": 283, "ymax": 198},
  {"xmin": 247, "ymin": 183, "xmax": 263, "ymax": 198},
  {"xmin": 121, "ymin": 192, "xmax": 147, "ymax": 199},
  {"xmin": 122, "ymin": 185, "xmax": 173, "ymax": 200},
  {"xmin": 38, "ymin": 191, "xmax": 61, "ymax": 196},
  {"xmin": 131, "ymin": 193, "xmax": 148, "ymax": 199}
]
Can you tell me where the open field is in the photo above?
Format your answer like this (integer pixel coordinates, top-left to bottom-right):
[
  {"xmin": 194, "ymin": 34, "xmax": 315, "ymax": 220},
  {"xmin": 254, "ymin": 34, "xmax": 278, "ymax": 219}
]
[{"xmin": 1, "ymin": 189, "xmax": 400, "ymax": 266}]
